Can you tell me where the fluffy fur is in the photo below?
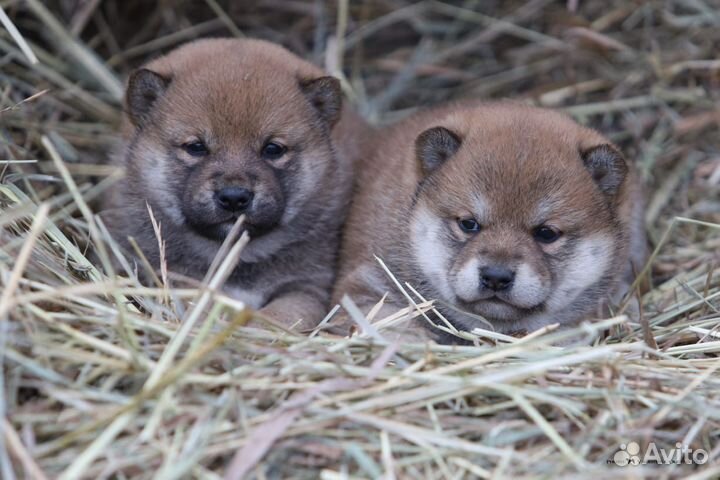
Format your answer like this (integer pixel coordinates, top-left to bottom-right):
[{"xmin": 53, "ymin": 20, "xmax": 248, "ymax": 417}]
[
  {"xmin": 103, "ymin": 38, "xmax": 370, "ymax": 329},
  {"xmin": 332, "ymin": 102, "xmax": 646, "ymax": 341}
]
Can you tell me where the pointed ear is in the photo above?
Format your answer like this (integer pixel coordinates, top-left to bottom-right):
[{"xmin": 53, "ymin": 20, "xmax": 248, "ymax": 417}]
[
  {"xmin": 582, "ymin": 144, "xmax": 628, "ymax": 196},
  {"xmin": 415, "ymin": 126, "xmax": 462, "ymax": 176},
  {"xmin": 126, "ymin": 68, "xmax": 170, "ymax": 126},
  {"xmin": 300, "ymin": 76, "xmax": 342, "ymax": 127}
]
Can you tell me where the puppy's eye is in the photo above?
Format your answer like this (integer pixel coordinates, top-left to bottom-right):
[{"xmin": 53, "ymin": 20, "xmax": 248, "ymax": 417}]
[
  {"xmin": 458, "ymin": 218, "xmax": 481, "ymax": 233},
  {"xmin": 534, "ymin": 225, "xmax": 562, "ymax": 243},
  {"xmin": 182, "ymin": 141, "xmax": 209, "ymax": 157},
  {"xmin": 261, "ymin": 142, "xmax": 287, "ymax": 160}
]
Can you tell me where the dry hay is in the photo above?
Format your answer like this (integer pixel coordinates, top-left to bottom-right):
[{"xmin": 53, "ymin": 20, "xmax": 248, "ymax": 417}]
[{"xmin": 1, "ymin": 0, "xmax": 720, "ymax": 478}]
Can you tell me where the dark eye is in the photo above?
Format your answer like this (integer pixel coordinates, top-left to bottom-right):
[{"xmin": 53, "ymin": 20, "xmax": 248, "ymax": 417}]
[
  {"xmin": 534, "ymin": 225, "xmax": 562, "ymax": 243},
  {"xmin": 261, "ymin": 142, "xmax": 287, "ymax": 160},
  {"xmin": 458, "ymin": 218, "xmax": 481, "ymax": 233},
  {"xmin": 182, "ymin": 141, "xmax": 209, "ymax": 157}
]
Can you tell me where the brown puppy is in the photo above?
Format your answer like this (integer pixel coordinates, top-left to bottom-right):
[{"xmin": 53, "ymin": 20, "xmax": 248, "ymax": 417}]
[
  {"xmin": 103, "ymin": 38, "xmax": 369, "ymax": 329},
  {"xmin": 332, "ymin": 102, "xmax": 646, "ymax": 341}
]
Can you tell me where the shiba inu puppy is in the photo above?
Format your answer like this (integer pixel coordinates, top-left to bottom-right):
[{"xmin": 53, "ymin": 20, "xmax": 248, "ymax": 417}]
[
  {"xmin": 103, "ymin": 38, "xmax": 369, "ymax": 329},
  {"xmin": 332, "ymin": 103, "xmax": 646, "ymax": 341}
]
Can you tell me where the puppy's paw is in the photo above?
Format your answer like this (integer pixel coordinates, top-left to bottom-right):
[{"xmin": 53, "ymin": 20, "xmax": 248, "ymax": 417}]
[{"xmin": 256, "ymin": 305, "xmax": 319, "ymax": 332}]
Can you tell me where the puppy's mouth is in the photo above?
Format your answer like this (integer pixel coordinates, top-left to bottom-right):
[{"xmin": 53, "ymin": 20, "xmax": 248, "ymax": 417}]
[
  {"xmin": 458, "ymin": 295, "xmax": 544, "ymax": 321},
  {"xmin": 186, "ymin": 214, "xmax": 276, "ymax": 242}
]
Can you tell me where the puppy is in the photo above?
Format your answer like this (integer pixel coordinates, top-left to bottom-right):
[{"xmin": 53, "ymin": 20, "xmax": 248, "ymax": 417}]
[
  {"xmin": 103, "ymin": 38, "xmax": 370, "ymax": 329},
  {"xmin": 332, "ymin": 102, "xmax": 646, "ymax": 341}
]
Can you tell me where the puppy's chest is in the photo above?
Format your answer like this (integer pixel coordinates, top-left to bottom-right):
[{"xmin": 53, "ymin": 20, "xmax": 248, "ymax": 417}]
[
  {"xmin": 223, "ymin": 286, "xmax": 267, "ymax": 309},
  {"xmin": 222, "ymin": 263, "xmax": 284, "ymax": 309}
]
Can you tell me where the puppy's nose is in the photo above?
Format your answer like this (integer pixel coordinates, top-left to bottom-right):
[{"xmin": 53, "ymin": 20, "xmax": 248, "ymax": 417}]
[
  {"xmin": 480, "ymin": 266, "xmax": 515, "ymax": 291},
  {"xmin": 215, "ymin": 187, "xmax": 254, "ymax": 212}
]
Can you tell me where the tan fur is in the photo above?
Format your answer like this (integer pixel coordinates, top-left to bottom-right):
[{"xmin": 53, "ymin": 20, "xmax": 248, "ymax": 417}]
[
  {"xmin": 103, "ymin": 38, "xmax": 371, "ymax": 329},
  {"xmin": 332, "ymin": 102, "xmax": 646, "ymax": 342}
]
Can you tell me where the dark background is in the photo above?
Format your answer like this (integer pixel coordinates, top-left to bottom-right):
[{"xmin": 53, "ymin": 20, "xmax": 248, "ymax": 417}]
[{"xmin": 2, "ymin": 0, "xmax": 720, "ymax": 282}]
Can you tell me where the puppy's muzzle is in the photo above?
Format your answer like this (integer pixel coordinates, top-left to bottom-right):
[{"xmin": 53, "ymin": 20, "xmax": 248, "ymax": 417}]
[
  {"xmin": 480, "ymin": 265, "xmax": 515, "ymax": 291},
  {"xmin": 214, "ymin": 187, "xmax": 254, "ymax": 212}
]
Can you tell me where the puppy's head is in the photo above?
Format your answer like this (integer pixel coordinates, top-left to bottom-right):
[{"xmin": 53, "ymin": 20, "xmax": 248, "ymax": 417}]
[
  {"xmin": 408, "ymin": 105, "xmax": 629, "ymax": 329},
  {"xmin": 123, "ymin": 39, "xmax": 341, "ymax": 241}
]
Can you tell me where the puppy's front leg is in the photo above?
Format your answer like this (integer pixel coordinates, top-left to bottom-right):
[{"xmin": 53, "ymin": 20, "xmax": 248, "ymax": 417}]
[
  {"xmin": 258, "ymin": 290, "xmax": 328, "ymax": 332},
  {"xmin": 329, "ymin": 277, "xmax": 434, "ymax": 343}
]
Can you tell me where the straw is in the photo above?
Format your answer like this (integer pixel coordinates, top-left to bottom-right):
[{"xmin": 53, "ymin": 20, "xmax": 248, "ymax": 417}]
[{"xmin": 1, "ymin": 1, "xmax": 719, "ymax": 478}]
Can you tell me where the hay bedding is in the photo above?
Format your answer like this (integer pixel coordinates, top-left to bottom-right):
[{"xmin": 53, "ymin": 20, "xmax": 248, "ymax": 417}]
[{"xmin": 1, "ymin": 0, "xmax": 719, "ymax": 478}]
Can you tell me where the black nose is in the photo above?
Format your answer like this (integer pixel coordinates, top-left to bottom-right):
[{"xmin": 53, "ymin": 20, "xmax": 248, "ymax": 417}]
[
  {"xmin": 480, "ymin": 266, "xmax": 515, "ymax": 291},
  {"xmin": 215, "ymin": 187, "xmax": 254, "ymax": 212}
]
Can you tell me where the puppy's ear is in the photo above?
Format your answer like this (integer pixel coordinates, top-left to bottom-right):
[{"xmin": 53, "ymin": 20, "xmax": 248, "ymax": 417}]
[
  {"xmin": 415, "ymin": 126, "xmax": 462, "ymax": 176},
  {"xmin": 126, "ymin": 68, "xmax": 170, "ymax": 126},
  {"xmin": 300, "ymin": 76, "xmax": 342, "ymax": 127},
  {"xmin": 582, "ymin": 144, "xmax": 628, "ymax": 196}
]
